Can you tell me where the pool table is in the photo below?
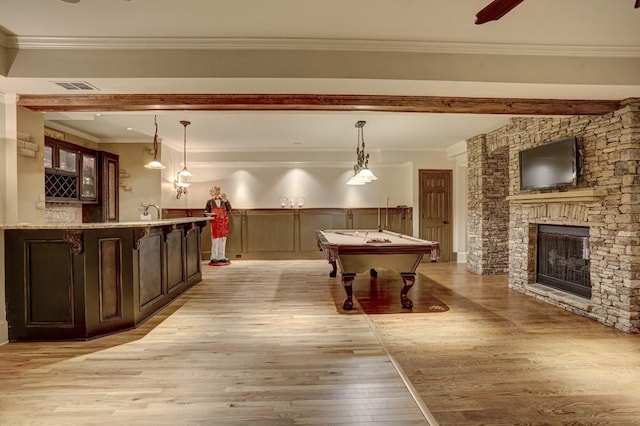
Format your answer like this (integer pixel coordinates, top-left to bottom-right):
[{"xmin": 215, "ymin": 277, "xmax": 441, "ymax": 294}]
[{"xmin": 316, "ymin": 229, "xmax": 440, "ymax": 310}]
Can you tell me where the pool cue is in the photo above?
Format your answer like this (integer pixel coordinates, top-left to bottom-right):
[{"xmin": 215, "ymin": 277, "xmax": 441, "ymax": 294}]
[{"xmin": 384, "ymin": 196, "xmax": 389, "ymax": 230}]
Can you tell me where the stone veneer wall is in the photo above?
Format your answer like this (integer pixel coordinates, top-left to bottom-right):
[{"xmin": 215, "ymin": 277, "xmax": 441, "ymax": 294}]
[
  {"xmin": 466, "ymin": 133, "xmax": 510, "ymax": 274},
  {"xmin": 468, "ymin": 99, "xmax": 640, "ymax": 333}
]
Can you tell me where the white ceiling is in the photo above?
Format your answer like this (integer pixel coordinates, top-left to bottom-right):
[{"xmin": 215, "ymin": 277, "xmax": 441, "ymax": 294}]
[
  {"xmin": 1, "ymin": 0, "xmax": 639, "ymax": 152},
  {"xmin": 2, "ymin": 0, "xmax": 638, "ymax": 46}
]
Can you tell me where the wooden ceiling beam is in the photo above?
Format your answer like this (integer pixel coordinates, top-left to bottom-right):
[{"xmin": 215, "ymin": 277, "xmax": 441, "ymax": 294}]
[{"xmin": 17, "ymin": 93, "xmax": 622, "ymax": 116}]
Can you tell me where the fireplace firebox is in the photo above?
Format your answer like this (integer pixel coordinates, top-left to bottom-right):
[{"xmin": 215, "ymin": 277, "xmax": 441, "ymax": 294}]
[{"xmin": 537, "ymin": 225, "xmax": 591, "ymax": 298}]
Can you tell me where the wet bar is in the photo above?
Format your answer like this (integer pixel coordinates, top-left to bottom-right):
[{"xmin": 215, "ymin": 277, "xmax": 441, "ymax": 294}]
[{"xmin": 2, "ymin": 217, "xmax": 209, "ymax": 341}]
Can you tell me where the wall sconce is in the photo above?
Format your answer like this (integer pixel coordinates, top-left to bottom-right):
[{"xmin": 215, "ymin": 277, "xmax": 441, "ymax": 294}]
[
  {"xmin": 346, "ymin": 120, "xmax": 378, "ymax": 185},
  {"xmin": 174, "ymin": 120, "xmax": 192, "ymax": 199},
  {"xmin": 144, "ymin": 115, "xmax": 165, "ymax": 169},
  {"xmin": 174, "ymin": 175, "xmax": 189, "ymax": 199}
]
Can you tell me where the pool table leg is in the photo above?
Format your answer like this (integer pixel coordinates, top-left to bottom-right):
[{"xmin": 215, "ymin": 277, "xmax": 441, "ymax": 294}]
[
  {"xmin": 400, "ymin": 273, "xmax": 415, "ymax": 309},
  {"xmin": 329, "ymin": 260, "xmax": 337, "ymax": 278},
  {"xmin": 342, "ymin": 273, "xmax": 356, "ymax": 310}
]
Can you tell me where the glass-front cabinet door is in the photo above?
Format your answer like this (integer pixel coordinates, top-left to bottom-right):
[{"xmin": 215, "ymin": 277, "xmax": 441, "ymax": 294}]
[
  {"xmin": 44, "ymin": 145, "xmax": 53, "ymax": 169},
  {"xmin": 58, "ymin": 147, "xmax": 77, "ymax": 173},
  {"xmin": 80, "ymin": 153, "xmax": 97, "ymax": 200}
]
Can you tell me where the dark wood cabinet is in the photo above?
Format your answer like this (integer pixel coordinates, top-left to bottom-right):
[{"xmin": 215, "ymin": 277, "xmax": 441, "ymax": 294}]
[
  {"xmin": 44, "ymin": 137, "xmax": 82, "ymax": 201},
  {"xmin": 82, "ymin": 151, "xmax": 120, "ymax": 222},
  {"xmin": 45, "ymin": 138, "xmax": 119, "ymax": 216},
  {"xmin": 79, "ymin": 151, "xmax": 97, "ymax": 201},
  {"xmin": 4, "ymin": 219, "xmax": 206, "ymax": 341},
  {"xmin": 45, "ymin": 137, "xmax": 100, "ymax": 204}
]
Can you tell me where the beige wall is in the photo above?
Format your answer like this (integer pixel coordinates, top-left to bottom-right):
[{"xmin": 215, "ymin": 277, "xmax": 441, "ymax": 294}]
[
  {"xmin": 8, "ymin": 49, "xmax": 640, "ymax": 86},
  {"xmin": 0, "ymin": 96, "xmax": 9, "ymax": 224},
  {"xmin": 100, "ymin": 142, "xmax": 162, "ymax": 221},
  {"xmin": 159, "ymin": 143, "xmax": 456, "ymax": 213},
  {"xmin": 16, "ymin": 108, "xmax": 45, "ymax": 224},
  {"xmin": 157, "ymin": 143, "xmax": 459, "ymax": 240}
]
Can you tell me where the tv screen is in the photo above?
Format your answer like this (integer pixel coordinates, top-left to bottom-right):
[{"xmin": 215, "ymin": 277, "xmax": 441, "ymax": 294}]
[{"xmin": 519, "ymin": 137, "xmax": 578, "ymax": 190}]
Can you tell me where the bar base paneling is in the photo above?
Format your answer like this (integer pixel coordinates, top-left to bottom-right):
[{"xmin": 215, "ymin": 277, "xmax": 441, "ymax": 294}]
[{"xmin": 4, "ymin": 219, "xmax": 206, "ymax": 341}]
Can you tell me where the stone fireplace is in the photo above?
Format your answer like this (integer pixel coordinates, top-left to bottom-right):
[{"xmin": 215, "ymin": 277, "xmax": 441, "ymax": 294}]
[{"xmin": 467, "ymin": 99, "xmax": 640, "ymax": 333}]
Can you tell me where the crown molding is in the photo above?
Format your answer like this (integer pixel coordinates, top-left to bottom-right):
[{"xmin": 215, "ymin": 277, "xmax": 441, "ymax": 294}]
[
  {"xmin": 0, "ymin": 32, "xmax": 7, "ymax": 48},
  {"xmin": 446, "ymin": 141, "xmax": 469, "ymax": 160},
  {"xmin": 187, "ymin": 161, "xmax": 409, "ymax": 169},
  {"xmin": 44, "ymin": 121, "xmax": 100, "ymax": 143},
  {"xmin": 7, "ymin": 36, "xmax": 640, "ymax": 58}
]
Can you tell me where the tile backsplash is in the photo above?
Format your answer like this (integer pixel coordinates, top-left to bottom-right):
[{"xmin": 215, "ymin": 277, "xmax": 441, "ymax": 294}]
[{"xmin": 45, "ymin": 204, "xmax": 82, "ymax": 224}]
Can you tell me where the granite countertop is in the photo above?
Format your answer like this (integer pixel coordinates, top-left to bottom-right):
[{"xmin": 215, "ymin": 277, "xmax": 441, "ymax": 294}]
[{"xmin": 0, "ymin": 216, "xmax": 213, "ymax": 230}]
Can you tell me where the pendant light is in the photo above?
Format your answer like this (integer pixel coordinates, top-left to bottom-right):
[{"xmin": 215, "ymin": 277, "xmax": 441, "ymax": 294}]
[
  {"xmin": 177, "ymin": 120, "xmax": 193, "ymax": 177},
  {"xmin": 174, "ymin": 120, "xmax": 192, "ymax": 199},
  {"xmin": 144, "ymin": 115, "xmax": 166, "ymax": 169},
  {"xmin": 346, "ymin": 120, "xmax": 377, "ymax": 185}
]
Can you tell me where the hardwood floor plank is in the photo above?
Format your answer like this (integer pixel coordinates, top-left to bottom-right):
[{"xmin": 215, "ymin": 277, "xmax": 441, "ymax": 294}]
[
  {"xmin": 0, "ymin": 260, "xmax": 429, "ymax": 425},
  {"xmin": 367, "ymin": 262, "xmax": 640, "ymax": 426},
  {"xmin": 1, "ymin": 260, "xmax": 639, "ymax": 425}
]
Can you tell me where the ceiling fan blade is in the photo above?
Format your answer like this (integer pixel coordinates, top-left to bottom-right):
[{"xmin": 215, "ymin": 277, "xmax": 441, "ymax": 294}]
[
  {"xmin": 635, "ymin": 0, "xmax": 640, "ymax": 8},
  {"xmin": 475, "ymin": 0, "xmax": 525, "ymax": 24}
]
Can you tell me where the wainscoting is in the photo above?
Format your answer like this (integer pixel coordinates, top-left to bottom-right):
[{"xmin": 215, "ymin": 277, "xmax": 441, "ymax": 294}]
[{"xmin": 164, "ymin": 207, "xmax": 413, "ymax": 260}]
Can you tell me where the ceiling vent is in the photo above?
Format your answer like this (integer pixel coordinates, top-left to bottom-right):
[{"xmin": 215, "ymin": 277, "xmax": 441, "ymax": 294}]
[{"xmin": 53, "ymin": 81, "xmax": 99, "ymax": 91}]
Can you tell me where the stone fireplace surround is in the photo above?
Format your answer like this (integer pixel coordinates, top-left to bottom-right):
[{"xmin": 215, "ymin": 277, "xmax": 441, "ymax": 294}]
[{"xmin": 467, "ymin": 99, "xmax": 640, "ymax": 333}]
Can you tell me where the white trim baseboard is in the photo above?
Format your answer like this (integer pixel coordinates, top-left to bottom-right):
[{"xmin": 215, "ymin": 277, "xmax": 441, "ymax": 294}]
[{"xmin": 454, "ymin": 252, "xmax": 467, "ymax": 263}]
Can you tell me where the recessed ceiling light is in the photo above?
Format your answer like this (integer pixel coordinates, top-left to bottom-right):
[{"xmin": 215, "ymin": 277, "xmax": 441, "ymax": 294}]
[{"xmin": 126, "ymin": 127, "xmax": 134, "ymax": 131}]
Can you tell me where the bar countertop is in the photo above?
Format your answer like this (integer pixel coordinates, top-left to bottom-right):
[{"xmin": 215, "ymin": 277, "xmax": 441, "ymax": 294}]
[{"xmin": 0, "ymin": 216, "xmax": 212, "ymax": 230}]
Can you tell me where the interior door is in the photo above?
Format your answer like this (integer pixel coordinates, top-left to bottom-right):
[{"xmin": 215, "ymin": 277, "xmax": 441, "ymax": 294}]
[{"xmin": 419, "ymin": 169, "xmax": 452, "ymax": 262}]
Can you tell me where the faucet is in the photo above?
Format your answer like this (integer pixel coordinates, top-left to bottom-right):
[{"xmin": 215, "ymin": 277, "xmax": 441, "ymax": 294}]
[{"xmin": 142, "ymin": 204, "xmax": 162, "ymax": 220}]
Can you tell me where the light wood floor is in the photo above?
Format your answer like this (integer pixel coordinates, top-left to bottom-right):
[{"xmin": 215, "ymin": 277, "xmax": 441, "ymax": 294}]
[{"xmin": 0, "ymin": 261, "xmax": 639, "ymax": 425}]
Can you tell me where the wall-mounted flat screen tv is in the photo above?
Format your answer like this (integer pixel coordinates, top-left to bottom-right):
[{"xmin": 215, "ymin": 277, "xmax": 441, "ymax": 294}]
[{"xmin": 519, "ymin": 136, "xmax": 578, "ymax": 190}]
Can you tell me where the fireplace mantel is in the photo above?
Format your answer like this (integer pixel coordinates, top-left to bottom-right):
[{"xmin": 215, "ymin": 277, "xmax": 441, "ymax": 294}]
[{"xmin": 506, "ymin": 188, "xmax": 605, "ymax": 204}]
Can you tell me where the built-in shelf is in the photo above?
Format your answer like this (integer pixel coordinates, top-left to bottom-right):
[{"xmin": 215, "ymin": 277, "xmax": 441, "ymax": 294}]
[{"xmin": 506, "ymin": 188, "xmax": 605, "ymax": 204}]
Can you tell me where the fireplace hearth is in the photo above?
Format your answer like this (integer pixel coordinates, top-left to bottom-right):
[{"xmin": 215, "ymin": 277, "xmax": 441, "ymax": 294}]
[{"xmin": 537, "ymin": 225, "xmax": 591, "ymax": 299}]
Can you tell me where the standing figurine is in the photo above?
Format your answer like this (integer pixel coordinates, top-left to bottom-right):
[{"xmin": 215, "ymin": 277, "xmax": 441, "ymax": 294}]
[{"xmin": 205, "ymin": 186, "xmax": 232, "ymax": 265}]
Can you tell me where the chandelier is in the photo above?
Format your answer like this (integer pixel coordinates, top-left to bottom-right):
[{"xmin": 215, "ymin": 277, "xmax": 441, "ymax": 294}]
[
  {"xmin": 144, "ymin": 115, "xmax": 166, "ymax": 169},
  {"xmin": 346, "ymin": 120, "xmax": 377, "ymax": 185},
  {"xmin": 174, "ymin": 120, "xmax": 192, "ymax": 199}
]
